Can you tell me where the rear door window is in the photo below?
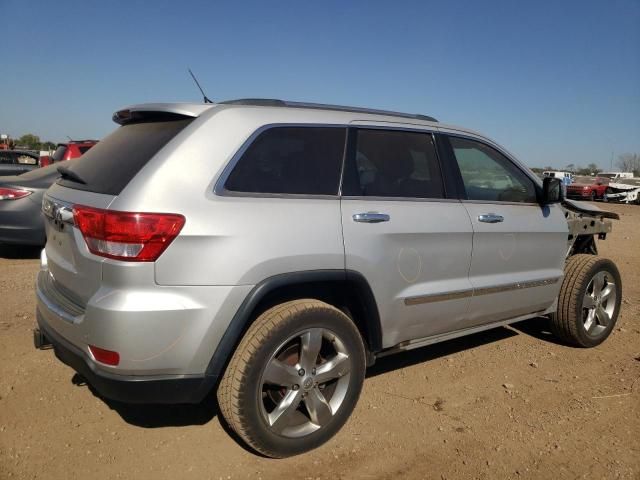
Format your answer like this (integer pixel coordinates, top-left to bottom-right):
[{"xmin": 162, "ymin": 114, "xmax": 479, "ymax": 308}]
[
  {"xmin": 224, "ymin": 126, "xmax": 346, "ymax": 195},
  {"xmin": 342, "ymin": 129, "xmax": 445, "ymax": 198},
  {"xmin": 57, "ymin": 118, "xmax": 193, "ymax": 195}
]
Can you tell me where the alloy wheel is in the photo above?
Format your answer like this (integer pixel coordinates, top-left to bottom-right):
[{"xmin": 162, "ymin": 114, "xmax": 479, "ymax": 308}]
[
  {"xmin": 259, "ymin": 328, "xmax": 352, "ymax": 438},
  {"xmin": 582, "ymin": 271, "xmax": 617, "ymax": 337}
]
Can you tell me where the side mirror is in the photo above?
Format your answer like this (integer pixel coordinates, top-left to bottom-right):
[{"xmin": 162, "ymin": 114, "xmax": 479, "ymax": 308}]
[{"xmin": 541, "ymin": 177, "xmax": 563, "ymax": 204}]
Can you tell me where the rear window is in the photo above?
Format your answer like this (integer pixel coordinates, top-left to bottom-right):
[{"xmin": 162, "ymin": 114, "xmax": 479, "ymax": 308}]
[
  {"xmin": 224, "ymin": 126, "xmax": 346, "ymax": 195},
  {"xmin": 78, "ymin": 146, "xmax": 93, "ymax": 155},
  {"xmin": 0, "ymin": 151, "xmax": 38, "ymax": 165},
  {"xmin": 57, "ymin": 118, "xmax": 193, "ymax": 195}
]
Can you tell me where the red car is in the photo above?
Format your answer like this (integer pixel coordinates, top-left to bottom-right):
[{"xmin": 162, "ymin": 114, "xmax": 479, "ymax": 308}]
[
  {"xmin": 566, "ymin": 176, "xmax": 610, "ymax": 201},
  {"xmin": 39, "ymin": 140, "xmax": 98, "ymax": 167}
]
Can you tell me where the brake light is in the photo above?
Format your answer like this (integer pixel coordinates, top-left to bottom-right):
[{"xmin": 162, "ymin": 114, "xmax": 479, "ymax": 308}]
[
  {"xmin": 0, "ymin": 188, "xmax": 32, "ymax": 200},
  {"xmin": 73, "ymin": 205, "xmax": 185, "ymax": 262},
  {"xmin": 89, "ymin": 345, "xmax": 120, "ymax": 366}
]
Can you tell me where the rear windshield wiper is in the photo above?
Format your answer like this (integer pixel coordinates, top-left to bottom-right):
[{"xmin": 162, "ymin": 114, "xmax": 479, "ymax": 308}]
[{"xmin": 57, "ymin": 165, "xmax": 86, "ymax": 185}]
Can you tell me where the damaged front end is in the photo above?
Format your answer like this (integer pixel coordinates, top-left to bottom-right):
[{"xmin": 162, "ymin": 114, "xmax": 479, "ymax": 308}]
[
  {"xmin": 605, "ymin": 180, "xmax": 640, "ymax": 204},
  {"xmin": 562, "ymin": 199, "xmax": 619, "ymax": 257}
]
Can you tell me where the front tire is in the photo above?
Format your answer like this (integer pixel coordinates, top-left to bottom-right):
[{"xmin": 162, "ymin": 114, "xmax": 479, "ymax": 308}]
[
  {"xmin": 217, "ymin": 299, "xmax": 366, "ymax": 458},
  {"xmin": 550, "ymin": 255, "xmax": 622, "ymax": 347}
]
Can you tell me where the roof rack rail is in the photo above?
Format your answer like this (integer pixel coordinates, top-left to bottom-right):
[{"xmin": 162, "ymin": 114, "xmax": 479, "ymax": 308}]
[
  {"xmin": 219, "ymin": 98, "xmax": 286, "ymax": 107},
  {"xmin": 218, "ymin": 98, "xmax": 437, "ymax": 122}
]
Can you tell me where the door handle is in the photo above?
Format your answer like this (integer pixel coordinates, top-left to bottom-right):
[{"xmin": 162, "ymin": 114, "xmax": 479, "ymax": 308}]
[
  {"xmin": 478, "ymin": 213, "xmax": 504, "ymax": 223},
  {"xmin": 353, "ymin": 212, "xmax": 390, "ymax": 223}
]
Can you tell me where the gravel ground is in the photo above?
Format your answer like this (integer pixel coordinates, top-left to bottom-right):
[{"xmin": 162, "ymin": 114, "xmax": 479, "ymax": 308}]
[{"xmin": 0, "ymin": 203, "xmax": 638, "ymax": 479}]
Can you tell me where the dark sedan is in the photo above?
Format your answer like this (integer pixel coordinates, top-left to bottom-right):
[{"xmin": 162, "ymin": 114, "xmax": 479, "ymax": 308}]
[
  {"xmin": 0, "ymin": 150, "xmax": 40, "ymax": 176},
  {"xmin": 0, "ymin": 163, "xmax": 61, "ymax": 246}
]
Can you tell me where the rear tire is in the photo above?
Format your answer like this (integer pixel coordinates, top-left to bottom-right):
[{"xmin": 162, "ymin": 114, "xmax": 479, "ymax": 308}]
[
  {"xmin": 550, "ymin": 255, "xmax": 621, "ymax": 347},
  {"xmin": 217, "ymin": 299, "xmax": 366, "ymax": 458}
]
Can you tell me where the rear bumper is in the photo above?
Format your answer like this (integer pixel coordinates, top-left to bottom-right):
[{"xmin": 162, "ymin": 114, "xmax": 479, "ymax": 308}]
[
  {"xmin": 36, "ymin": 314, "xmax": 215, "ymax": 403},
  {"xmin": 35, "ymin": 258, "xmax": 253, "ymax": 403}
]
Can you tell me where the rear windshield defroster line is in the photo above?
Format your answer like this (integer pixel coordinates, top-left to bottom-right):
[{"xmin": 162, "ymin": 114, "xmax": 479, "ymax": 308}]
[{"xmin": 57, "ymin": 118, "xmax": 193, "ymax": 196}]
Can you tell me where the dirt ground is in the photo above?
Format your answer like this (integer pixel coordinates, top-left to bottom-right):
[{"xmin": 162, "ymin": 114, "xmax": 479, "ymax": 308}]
[{"xmin": 0, "ymin": 203, "xmax": 638, "ymax": 480}]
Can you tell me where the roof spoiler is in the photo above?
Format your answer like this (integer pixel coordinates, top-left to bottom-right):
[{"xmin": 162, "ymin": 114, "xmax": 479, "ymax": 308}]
[{"xmin": 112, "ymin": 103, "xmax": 214, "ymax": 125}]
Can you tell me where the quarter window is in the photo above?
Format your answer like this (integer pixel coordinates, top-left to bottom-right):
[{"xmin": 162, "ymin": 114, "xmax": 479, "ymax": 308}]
[
  {"xmin": 224, "ymin": 127, "xmax": 346, "ymax": 195},
  {"xmin": 342, "ymin": 129, "xmax": 445, "ymax": 198},
  {"xmin": 449, "ymin": 137, "xmax": 537, "ymax": 203}
]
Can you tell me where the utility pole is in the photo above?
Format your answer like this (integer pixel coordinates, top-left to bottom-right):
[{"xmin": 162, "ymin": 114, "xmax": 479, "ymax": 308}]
[{"xmin": 610, "ymin": 150, "xmax": 614, "ymax": 170}]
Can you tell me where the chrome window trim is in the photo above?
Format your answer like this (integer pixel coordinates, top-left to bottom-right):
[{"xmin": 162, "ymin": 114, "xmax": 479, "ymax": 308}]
[
  {"xmin": 215, "ymin": 191, "xmax": 340, "ymax": 201},
  {"xmin": 214, "ymin": 122, "xmax": 444, "ymax": 200},
  {"xmin": 404, "ymin": 277, "xmax": 560, "ymax": 306},
  {"xmin": 342, "ymin": 196, "xmax": 461, "ymax": 204},
  {"xmin": 215, "ymin": 122, "xmax": 539, "ymax": 203},
  {"xmin": 460, "ymin": 199, "xmax": 541, "ymax": 207}
]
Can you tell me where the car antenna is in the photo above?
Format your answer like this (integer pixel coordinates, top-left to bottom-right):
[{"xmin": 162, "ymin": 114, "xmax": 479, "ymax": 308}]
[
  {"xmin": 66, "ymin": 136, "xmax": 72, "ymax": 141},
  {"xmin": 188, "ymin": 68, "xmax": 213, "ymax": 104}
]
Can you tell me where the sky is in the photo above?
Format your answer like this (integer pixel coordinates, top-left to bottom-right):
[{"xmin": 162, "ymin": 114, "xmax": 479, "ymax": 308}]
[{"xmin": 0, "ymin": 0, "xmax": 638, "ymax": 170}]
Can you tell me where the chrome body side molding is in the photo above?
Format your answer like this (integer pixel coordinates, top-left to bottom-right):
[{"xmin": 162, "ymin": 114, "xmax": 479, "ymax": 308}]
[{"xmin": 404, "ymin": 277, "xmax": 560, "ymax": 306}]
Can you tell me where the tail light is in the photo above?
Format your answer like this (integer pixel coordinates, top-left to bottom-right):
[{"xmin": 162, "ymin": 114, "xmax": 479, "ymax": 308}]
[
  {"xmin": 72, "ymin": 205, "xmax": 185, "ymax": 262},
  {"xmin": 0, "ymin": 188, "xmax": 32, "ymax": 200}
]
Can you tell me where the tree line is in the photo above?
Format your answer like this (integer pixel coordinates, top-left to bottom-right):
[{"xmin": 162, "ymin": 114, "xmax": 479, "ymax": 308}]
[{"xmin": 1, "ymin": 133, "xmax": 57, "ymax": 151}]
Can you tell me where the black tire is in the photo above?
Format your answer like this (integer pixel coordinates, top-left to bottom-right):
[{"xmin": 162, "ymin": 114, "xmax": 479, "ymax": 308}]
[
  {"xmin": 217, "ymin": 299, "xmax": 366, "ymax": 458},
  {"xmin": 590, "ymin": 191, "xmax": 597, "ymax": 202},
  {"xmin": 550, "ymin": 254, "xmax": 622, "ymax": 347}
]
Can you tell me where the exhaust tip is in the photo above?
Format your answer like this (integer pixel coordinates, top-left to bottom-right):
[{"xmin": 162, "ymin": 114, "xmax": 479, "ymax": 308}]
[{"xmin": 33, "ymin": 328, "xmax": 52, "ymax": 350}]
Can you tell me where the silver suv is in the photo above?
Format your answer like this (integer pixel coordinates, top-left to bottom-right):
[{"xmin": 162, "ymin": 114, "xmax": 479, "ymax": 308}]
[{"xmin": 34, "ymin": 99, "xmax": 622, "ymax": 457}]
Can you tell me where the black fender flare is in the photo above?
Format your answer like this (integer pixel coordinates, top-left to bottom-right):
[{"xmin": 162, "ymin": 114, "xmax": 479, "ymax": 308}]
[{"xmin": 203, "ymin": 269, "xmax": 382, "ymax": 382}]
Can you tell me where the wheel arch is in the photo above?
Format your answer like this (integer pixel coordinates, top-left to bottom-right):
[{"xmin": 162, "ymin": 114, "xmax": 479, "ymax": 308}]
[{"xmin": 204, "ymin": 270, "xmax": 382, "ymax": 381}]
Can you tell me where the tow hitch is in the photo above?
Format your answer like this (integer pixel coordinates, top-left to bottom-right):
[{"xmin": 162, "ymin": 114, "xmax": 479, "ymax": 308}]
[{"xmin": 33, "ymin": 327, "xmax": 52, "ymax": 350}]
